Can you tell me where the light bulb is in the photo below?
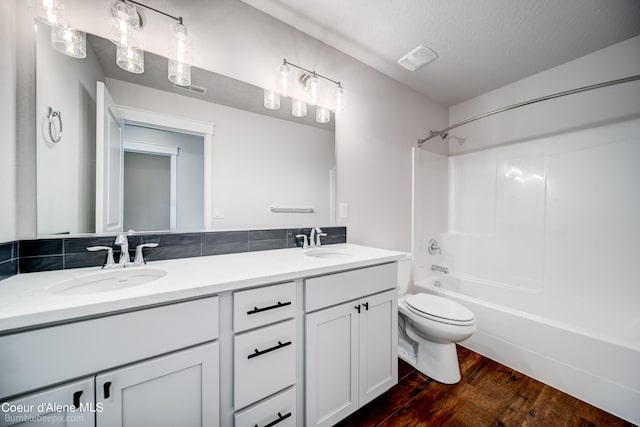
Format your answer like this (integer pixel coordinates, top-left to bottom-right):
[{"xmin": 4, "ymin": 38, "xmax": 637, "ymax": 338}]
[{"xmin": 109, "ymin": 1, "xmax": 140, "ymax": 47}]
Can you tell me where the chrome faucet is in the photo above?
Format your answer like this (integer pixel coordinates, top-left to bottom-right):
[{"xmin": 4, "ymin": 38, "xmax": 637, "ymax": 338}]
[
  {"xmin": 87, "ymin": 246, "xmax": 116, "ymax": 269},
  {"xmin": 314, "ymin": 227, "xmax": 328, "ymax": 247},
  {"xmin": 295, "ymin": 234, "xmax": 310, "ymax": 249},
  {"xmin": 431, "ymin": 264, "xmax": 449, "ymax": 274},
  {"xmin": 114, "ymin": 233, "xmax": 130, "ymax": 266},
  {"xmin": 308, "ymin": 227, "xmax": 328, "ymax": 248},
  {"xmin": 133, "ymin": 243, "xmax": 159, "ymax": 265}
]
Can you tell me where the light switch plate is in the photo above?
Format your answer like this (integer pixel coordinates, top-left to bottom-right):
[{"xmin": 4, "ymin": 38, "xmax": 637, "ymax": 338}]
[
  {"xmin": 339, "ymin": 203, "xmax": 348, "ymax": 219},
  {"xmin": 213, "ymin": 208, "xmax": 225, "ymax": 219}
]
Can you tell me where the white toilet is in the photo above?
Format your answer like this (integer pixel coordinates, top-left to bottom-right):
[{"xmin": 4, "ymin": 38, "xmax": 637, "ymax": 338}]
[{"xmin": 396, "ymin": 257, "xmax": 476, "ymax": 384}]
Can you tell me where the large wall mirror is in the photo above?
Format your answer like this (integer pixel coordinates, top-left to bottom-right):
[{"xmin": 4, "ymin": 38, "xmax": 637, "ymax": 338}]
[{"xmin": 35, "ymin": 21, "xmax": 336, "ymax": 236}]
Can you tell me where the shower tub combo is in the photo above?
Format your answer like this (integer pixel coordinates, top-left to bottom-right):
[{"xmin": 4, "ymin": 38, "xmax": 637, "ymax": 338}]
[{"xmin": 413, "ymin": 275, "xmax": 640, "ymax": 424}]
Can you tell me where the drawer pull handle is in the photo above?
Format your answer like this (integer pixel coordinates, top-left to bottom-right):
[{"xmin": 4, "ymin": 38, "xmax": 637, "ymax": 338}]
[
  {"xmin": 355, "ymin": 304, "xmax": 361, "ymax": 313},
  {"xmin": 363, "ymin": 302, "xmax": 369, "ymax": 311},
  {"xmin": 248, "ymin": 340, "xmax": 292, "ymax": 359},
  {"xmin": 247, "ymin": 301, "xmax": 292, "ymax": 315},
  {"xmin": 257, "ymin": 411, "xmax": 292, "ymax": 427},
  {"xmin": 72, "ymin": 391, "xmax": 83, "ymax": 409},
  {"xmin": 103, "ymin": 382, "xmax": 112, "ymax": 399}
]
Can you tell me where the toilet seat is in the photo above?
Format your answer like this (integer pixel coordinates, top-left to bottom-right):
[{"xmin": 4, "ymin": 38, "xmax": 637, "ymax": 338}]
[{"xmin": 405, "ymin": 293, "xmax": 475, "ymax": 326}]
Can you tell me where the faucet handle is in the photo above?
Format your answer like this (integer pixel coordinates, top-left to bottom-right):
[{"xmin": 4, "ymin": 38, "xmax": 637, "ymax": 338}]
[
  {"xmin": 295, "ymin": 234, "xmax": 309, "ymax": 249},
  {"xmin": 134, "ymin": 243, "xmax": 159, "ymax": 265},
  {"xmin": 87, "ymin": 246, "xmax": 116, "ymax": 269},
  {"xmin": 316, "ymin": 232, "xmax": 328, "ymax": 247}
]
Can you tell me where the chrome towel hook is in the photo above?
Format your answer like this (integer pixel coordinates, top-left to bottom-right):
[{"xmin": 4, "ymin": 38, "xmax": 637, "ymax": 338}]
[{"xmin": 48, "ymin": 107, "xmax": 62, "ymax": 143}]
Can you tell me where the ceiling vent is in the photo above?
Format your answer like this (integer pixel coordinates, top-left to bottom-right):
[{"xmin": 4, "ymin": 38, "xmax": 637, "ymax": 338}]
[
  {"xmin": 173, "ymin": 83, "xmax": 208, "ymax": 95},
  {"xmin": 398, "ymin": 45, "xmax": 438, "ymax": 71}
]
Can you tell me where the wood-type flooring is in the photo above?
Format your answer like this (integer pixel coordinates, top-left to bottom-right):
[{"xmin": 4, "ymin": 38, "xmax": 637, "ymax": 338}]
[{"xmin": 335, "ymin": 346, "xmax": 635, "ymax": 427}]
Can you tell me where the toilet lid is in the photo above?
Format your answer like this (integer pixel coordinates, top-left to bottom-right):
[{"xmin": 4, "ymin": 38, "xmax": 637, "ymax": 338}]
[{"xmin": 405, "ymin": 293, "xmax": 474, "ymax": 323}]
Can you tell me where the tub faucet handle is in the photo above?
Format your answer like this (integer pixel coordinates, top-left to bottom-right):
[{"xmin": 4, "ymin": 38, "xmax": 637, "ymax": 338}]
[{"xmin": 428, "ymin": 239, "xmax": 441, "ymax": 255}]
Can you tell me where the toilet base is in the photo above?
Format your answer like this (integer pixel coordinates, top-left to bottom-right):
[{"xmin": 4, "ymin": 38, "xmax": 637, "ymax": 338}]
[{"xmin": 415, "ymin": 340, "xmax": 461, "ymax": 384}]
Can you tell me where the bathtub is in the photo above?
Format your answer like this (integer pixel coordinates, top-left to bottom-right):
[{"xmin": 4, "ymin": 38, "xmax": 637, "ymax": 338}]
[{"xmin": 413, "ymin": 275, "xmax": 640, "ymax": 424}]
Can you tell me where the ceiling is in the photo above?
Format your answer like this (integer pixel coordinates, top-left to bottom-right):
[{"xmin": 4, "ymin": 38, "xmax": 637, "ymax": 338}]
[{"xmin": 241, "ymin": 0, "xmax": 640, "ymax": 106}]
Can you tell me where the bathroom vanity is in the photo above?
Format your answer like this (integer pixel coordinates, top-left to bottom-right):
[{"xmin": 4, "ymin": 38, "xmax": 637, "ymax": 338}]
[{"xmin": 0, "ymin": 243, "xmax": 404, "ymax": 427}]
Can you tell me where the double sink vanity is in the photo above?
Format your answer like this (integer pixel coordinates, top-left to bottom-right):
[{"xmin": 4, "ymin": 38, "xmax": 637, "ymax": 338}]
[{"xmin": 0, "ymin": 243, "xmax": 405, "ymax": 427}]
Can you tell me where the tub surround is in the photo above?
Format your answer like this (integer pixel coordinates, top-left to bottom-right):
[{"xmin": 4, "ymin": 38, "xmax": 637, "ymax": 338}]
[
  {"xmin": 0, "ymin": 227, "xmax": 346, "ymax": 279},
  {"xmin": 0, "ymin": 242, "xmax": 399, "ymax": 333}
]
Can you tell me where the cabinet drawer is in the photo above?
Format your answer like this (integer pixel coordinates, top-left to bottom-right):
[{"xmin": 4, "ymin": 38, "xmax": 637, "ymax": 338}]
[
  {"xmin": 234, "ymin": 320, "xmax": 296, "ymax": 410},
  {"xmin": 234, "ymin": 387, "xmax": 296, "ymax": 427},
  {"xmin": 234, "ymin": 282, "xmax": 296, "ymax": 332},
  {"xmin": 0, "ymin": 296, "xmax": 219, "ymax": 399},
  {"xmin": 305, "ymin": 263, "xmax": 397, "ymax": 312}
]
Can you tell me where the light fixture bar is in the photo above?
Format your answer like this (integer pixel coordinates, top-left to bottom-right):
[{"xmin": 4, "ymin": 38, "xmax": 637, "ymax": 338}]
[
  {"xmin": 124, "ymin": 0, "xmax": 183, "ymax": 24},
  {"xmin": 283, "ymin": 59, "xmax": 342, "ymax": 88}
]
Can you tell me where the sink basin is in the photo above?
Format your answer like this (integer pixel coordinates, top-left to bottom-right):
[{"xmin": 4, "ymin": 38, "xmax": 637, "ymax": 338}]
[
  {"xmin": 304, "ymin": 248, "xmax": 355, "ymax": 259},
  {"xmin": 48, "ymin": 268, "xmax": 167, "ymax": 296}
]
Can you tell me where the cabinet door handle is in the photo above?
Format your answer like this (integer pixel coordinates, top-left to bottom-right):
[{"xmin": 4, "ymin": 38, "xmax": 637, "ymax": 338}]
[
  {"xmin": 355, "ymin": 304, "xmax": 361, "ymax": 313},
  {"xmin": 363, "ymin": 302, "xmax": 369, "ymax": 311},
  {"xmin": 247, "ymin": 301, "xmax": 292, "ymax": 315},
  {"xmin": 72, "ymin": 391, "xmax": 83, "ymax": 409},
  {"xmin": 256, "ymin": 411, "xmax": 292, "ymax": 427},
  {"xmin": 247, "ymin": 340, "xmax": 292, "ymax": 359},
  {"xmin": 103, "ymin": 382, "xmax": 112, "ymax": 399}
]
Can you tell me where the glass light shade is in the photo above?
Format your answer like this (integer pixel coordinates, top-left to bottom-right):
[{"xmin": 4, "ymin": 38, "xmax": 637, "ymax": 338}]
[
  {"xmin": 168, "ymin": 23, "xmax": 192, "ymax": 86},
  {"xmin": 263, "ymin": 89, "xmax": 281, "ymax": 110},
  {"xmin": 291, "ymin": 99, "xmax": 307, "ymax": 117},
  {"xmin": 109, "ymin": 0, "xmax": 140, "ymax": 46},
  {"xmin": 278, "ymin": 63, "xmax": 291, "ymax": 96},
  {"xmin": 31, "ymin": 0, "xmax": 63, "ymax": 26},
  {"xmin": 51, "ymin": 24, "xmax": 86, "ymax": 58},
  {"xmin": 168, "ymin": 59, "xmax": 191, "ymax": 86},
  {"xmin": 116, "ymin": 45, "xmax": 144, "ymax": 74},
  {"xmin": 335, "ymin": 86, "xmax": 346, "ymax": 113},
  {"xmin": 308, "ymin": 75, "xmax": 319, "ymax": 105},
  {"xmin": 315, "ymin": 106, "xmax": 331, "ymax": 124}
]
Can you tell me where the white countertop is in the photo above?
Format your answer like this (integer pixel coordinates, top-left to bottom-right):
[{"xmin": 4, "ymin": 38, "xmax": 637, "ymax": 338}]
[{"xmin": 0, "ymin": 244, "xmax": 406, "ymax": 333}]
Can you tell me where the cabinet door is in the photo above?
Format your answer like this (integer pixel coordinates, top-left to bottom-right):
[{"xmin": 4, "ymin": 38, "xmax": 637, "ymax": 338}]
[
  {"xmin": 96, "ymin": 342, "xmax": 219, "ymax": 427},
  {"xmin": 0, "ymin": 378, "xmax": 94, "ymax": 427},
  {"xmin": 359, "ymin": 290, "xmax": 398, "ymax": 406},
  {"xmin": 305, "ymin": 302, "xmax": 359, "ymax": 427}
]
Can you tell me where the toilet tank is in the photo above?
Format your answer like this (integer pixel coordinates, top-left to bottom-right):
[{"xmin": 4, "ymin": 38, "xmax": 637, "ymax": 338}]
[{"xmin": 397, "ymin": 254, "xmax": 411, "ymax": 295}]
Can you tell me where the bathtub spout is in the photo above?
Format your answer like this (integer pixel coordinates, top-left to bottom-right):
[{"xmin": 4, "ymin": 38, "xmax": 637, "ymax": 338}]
[{"xmin": 431, "ymin": 264, "xmax": 449, "ymax": 274}]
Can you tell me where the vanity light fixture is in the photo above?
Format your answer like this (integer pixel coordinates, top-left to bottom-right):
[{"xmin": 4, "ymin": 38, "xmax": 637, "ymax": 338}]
[
  {"xmin": 269, "ymin": 59, "xmax": 345, "ymax": 123},
  {"xmin": 109, "ymin": 0, "xmax": 191, "ymax": 83}
]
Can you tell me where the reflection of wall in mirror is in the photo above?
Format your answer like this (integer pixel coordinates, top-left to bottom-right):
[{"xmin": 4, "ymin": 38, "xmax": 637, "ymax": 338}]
[
  {"xmin": 36, "ymin": 23, "xmax": 104, "ymax": 235},
  {"xmin": 106, "ymin": 78, "xmax": 336, "ymax": 229}
]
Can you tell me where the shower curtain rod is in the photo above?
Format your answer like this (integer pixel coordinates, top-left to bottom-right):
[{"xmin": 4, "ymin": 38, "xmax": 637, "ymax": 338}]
[{"xmin": 417, "ymin": 74, "xmax": 640, "ymax": 147}]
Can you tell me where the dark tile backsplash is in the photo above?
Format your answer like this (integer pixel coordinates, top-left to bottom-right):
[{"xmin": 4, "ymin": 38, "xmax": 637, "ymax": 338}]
[{"xmin": 0, "ymin": 226, "xmax": 347, "ymax": 280}]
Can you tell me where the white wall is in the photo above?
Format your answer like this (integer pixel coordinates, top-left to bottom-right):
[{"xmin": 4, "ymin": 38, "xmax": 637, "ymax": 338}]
[
  {"xmin": 0, "ymin": 0, "xmax": 18, "ymax": 243},
  {"xmin": 36, "ymin": 23, "xmax": 105, "ymax": 235},
  {"xmin": 107, "ymin": 79, "xmax": 335, "ymax": 229},
  {"xmin": 59, "ymin": 0, "xmax": 449, "ymax": 251}
]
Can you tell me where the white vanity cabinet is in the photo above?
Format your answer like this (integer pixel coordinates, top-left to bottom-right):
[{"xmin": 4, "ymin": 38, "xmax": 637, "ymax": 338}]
[
  {"xmin": 304, "ymin": 263, "xmax": 398, "ymax": 427},
  {"xmin": 97, "ymin": 342, "xmax": 219, "ymax": 427},
  {"xmin": 232, "ymin": 282, "xmax": 298, "ymax": 424},
  {"xmin": 0, "ymin": 297, "xmax": 220, "ymax": 427},
  {"xmin": 0, "ymin": 378, "xmax": 95, "ymax": 427}
]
